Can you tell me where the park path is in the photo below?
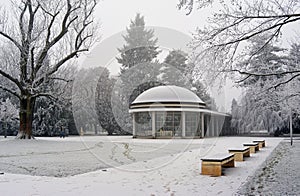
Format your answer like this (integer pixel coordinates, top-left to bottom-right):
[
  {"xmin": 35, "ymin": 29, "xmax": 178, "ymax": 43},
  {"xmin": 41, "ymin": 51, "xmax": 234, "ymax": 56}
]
[{"xmin": 237, "ymin": 138, "xmax": 300, "ymax": 195}]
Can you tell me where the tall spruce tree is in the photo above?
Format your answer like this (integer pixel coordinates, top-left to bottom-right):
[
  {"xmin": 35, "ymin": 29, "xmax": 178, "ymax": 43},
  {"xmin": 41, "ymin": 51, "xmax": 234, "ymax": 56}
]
[
  {"xmin": 117, "ymin": 13, "xmax": 161, "ymax": 104},
  {"xmin": 161, "ymin": 49, "xmax": 189, "ymax": 86},
  {"xmin": 116, "ymin": 13, "xmax": 160, "ymax": 73}
]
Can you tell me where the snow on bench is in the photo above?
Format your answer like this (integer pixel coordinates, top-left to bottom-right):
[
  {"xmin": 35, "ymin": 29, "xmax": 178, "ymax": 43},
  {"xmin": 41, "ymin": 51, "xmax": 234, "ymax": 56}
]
[
  {"xmin": 228, "ymin": 147, "xmax": 250, "ymax": 161},
  {"xmin": 253, "ymin": 140, "xmax": 266, "ymax": 148},
  {"xmin": 243, "ymin": 143, "xmax": 259, "ymax": 153},
  {"xmin": 201, "ymin": 153, "xmax": 235, "ymax": 177}
]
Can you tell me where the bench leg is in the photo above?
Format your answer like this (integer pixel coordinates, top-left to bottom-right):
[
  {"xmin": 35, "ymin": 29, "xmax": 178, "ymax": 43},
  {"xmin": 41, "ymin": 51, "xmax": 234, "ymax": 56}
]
[
  {"xmin": 223, "ymin": 159, "xmax": 234, "ymax": 168},
  {"xmin": 234, "ymin": 153, "xmax": 244, "ymax": 161},
  {"xmin": 202, "ymin": 164, "xmax": 222, "ymax": 176},
  {"xmin": 244, "ymin": 150, "xmax": 250, "ymax": 157},
  {"xmin": 258, "ymin": 143, "xmax": 263, "ymax": 149},
  {"xmin": 249, "ymin": 146, "xmax": 256, "ymax": 153},
  {"xmin": 256, "ymin": 146, "xmax": 259, "ymax": 151}
]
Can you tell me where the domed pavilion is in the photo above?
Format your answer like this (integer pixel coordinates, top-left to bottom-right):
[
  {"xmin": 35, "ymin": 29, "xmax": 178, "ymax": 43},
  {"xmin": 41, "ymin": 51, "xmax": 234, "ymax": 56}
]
[{"xmin": 129, "ymin": 85, "xmax": 228, "ymax": 138}]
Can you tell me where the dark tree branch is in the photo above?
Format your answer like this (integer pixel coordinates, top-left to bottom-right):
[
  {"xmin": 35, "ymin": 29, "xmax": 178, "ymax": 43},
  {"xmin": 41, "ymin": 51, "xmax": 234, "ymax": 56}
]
[
  {"xmin": 27, "ymin": 0, "xmax": 39, "ymax": 44},
  {"xmin": 32, "ymin": 93, "xmax": 57, "ymax": 100},
  {"xmin": 232, "ymin": 13, "xmax": 300, "ymax": 19},
  {"xmin": 230, "ymin": 69, "xmax": 300, "ymax": 77},
  {"xmin": 0, "ymin": 32, "xmax": 22, "ymax": 51},
  {"xmin": 48, "ymin": 49, "xmax": 88, "ymax": 76},
  {"xmin": 48, "ymin": 77, "xmax": 73, "ymax": 83},
  {"xmin": 273, "ymin": 74, "xmax": 300, "ymax": 89},
  {"xmin": 211, "ymin": 16, "xmax": 300, "ymax": 48},
  {"xmin": 19, "ymin": 1, "xmax": 28, "ymax": 47},
  {"xmin": 235, "ymin": 74, "xmax": 251, "ymax": 83},
  {"xmin": 30, "ymin": 47, "xmax": 35, "ymax": 81},
  {"xmin": 0, "ymin": 86, "xmax": 21, "ymax": 99},
  {"xmin": 34, "ymin": 48, "xmax": 88, "ymax": 87},
  {"xmin": 34, "ymin": 0, "xmax": 81, "ymax": 78},
  {"xmin": 0, "ymin": 70, "xmax": 24, "ymax": 92}
]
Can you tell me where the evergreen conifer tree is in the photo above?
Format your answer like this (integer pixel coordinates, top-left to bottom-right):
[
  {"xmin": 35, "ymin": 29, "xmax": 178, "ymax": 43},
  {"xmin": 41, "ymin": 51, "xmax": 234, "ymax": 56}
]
[
  {"xmin": 117, "ymin": 13, "xmax": 160, "ymax": 73},
  {"xmin": 164, "ymin": 49, "xmax": 188, "ymax": 72}
]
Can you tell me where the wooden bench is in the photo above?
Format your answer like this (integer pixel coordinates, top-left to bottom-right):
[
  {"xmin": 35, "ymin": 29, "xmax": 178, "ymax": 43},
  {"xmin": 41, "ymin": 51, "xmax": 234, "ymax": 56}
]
[
  {"xmin": 253, "ymin": 140, "xmax": 265, "ymax": 148},
  {"xmin": 243, "ymin": 143, "xmax": 259, "ymax": 153},
  {"xmin": 201, "ymin": 153, "xmax": 235, "ymax": 176},
  {"xmin": 228, "ymin": 147, "xmax": 250, "ymax": 161}
]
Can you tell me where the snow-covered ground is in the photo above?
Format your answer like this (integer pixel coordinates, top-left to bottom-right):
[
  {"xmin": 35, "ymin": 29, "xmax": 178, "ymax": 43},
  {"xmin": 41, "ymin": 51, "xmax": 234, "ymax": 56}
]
[
  {"xmin": 237, "ymin": 139, "xmax": 300, "ymax": 196},
  {"xmin": 0, "ymin": 136, "xmax": 283, "ymax": 195}
]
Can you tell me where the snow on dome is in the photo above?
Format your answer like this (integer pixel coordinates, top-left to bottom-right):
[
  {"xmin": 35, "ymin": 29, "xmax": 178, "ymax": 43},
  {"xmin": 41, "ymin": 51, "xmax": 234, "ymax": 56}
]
[{"xmin": 132, "ymin": 85, "xmax": 205, "ymax": 105}]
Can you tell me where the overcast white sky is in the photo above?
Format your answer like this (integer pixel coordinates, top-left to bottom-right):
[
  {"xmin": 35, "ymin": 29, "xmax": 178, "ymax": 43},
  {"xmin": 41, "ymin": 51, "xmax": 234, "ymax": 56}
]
[{"xmin": 95, "ymin": 0, "xmax": 208, "ymax": 39}]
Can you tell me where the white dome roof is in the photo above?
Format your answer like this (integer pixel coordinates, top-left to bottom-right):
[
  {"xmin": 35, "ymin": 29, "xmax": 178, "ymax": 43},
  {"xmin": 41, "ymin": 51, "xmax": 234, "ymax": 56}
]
[{"xmin": 131, "ymin": 85, "xmax": 205, "ymax": 105}]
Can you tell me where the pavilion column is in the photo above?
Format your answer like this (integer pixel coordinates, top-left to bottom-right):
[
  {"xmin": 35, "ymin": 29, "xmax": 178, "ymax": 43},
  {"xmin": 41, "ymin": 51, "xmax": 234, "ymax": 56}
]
[
  {"xmin": 206, "ymin": 116, "xmax": 209, "ymax": 137},
  {"xmin": 215, "ymin": 116, "xmax": 219, "ymax": 137},
  {"xmin": 182, "ymin": 111, "xmax": 186, "ymax": 137},
  {"xmin": 132, "ymin": 113, "xmax": 136, "ymax": 137},
  {"xmin": 201, "ymin": 113, "xmax": 204, "ymax": 138},
  {"xmin": 151, "ymin": 111, "xmax": 156, "ymax": 138},
  {"xmin": 211, "ymin": 116, "xmax": 215, "ymax": 137},
  {"xmin": 206, "ymin": 116, "xmax": 210, "ymax": 137}
]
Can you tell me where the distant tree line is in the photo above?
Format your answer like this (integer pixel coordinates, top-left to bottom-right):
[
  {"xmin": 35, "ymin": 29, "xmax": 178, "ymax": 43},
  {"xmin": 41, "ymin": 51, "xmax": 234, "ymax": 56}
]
[{"xmin": 230, "ymin": 38, "xmax": 300, "ymax": 135}]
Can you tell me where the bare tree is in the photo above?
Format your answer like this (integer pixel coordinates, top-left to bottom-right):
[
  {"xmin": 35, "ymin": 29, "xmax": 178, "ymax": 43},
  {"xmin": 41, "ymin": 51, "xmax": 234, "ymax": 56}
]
[
  {"xmin": 178, "ymin": 0, "xmax": 300, "ymax": 86},
  {"xmin": 0, "ymin": 0, "xmax": 99, "ymax": 139}
]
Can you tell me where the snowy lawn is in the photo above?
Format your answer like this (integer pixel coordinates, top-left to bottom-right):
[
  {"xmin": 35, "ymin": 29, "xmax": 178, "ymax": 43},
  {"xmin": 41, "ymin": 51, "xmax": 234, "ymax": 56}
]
[
  {"xmin": 0, "ymin": 136, "xmax": 282, "ymax": 195},
  {"xmin": 237, "ymin": 139, "xmax": 300, "ymax": 195}
]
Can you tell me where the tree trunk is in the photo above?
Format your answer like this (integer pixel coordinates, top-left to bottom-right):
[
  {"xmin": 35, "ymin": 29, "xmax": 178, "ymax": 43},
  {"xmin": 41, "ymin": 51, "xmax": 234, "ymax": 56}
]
[
  {"xmin": 94, "ymin": 124, "xmax": 97, "ymax": 135},
  {"xmin": 16, "ymin": 95, "xmax": 36, "ymax": 139}
]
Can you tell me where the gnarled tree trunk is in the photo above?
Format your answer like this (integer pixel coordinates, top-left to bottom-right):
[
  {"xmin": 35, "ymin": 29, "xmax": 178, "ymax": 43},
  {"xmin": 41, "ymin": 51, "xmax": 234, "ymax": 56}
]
[{"xmin": 16, "ymin": 95, "xmax": 36, "ymax": 139}]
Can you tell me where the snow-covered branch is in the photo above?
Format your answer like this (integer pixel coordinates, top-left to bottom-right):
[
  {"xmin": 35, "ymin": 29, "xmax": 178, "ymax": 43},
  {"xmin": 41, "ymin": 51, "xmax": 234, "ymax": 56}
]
[
  {"xmin": 272, "ymin": 74, "xmax": 300, "ymax": 89},
  {"xmin": 0, "ymin": 31, "xmax": 22, "ymax": 51},
  {"xmin": 183, "ymin": 0, "xmax": 300, "ymax": 86},
  {"xmin": 0, "ymin": 69, "xmax": 24, "ymax": 92},
  {"xmin": 0, "ymin": 86, "xmax": 21, "ymax": 99},
  {"xmin": 32, "ymin": 93, "xmax": 57, "ymax": 100}
]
